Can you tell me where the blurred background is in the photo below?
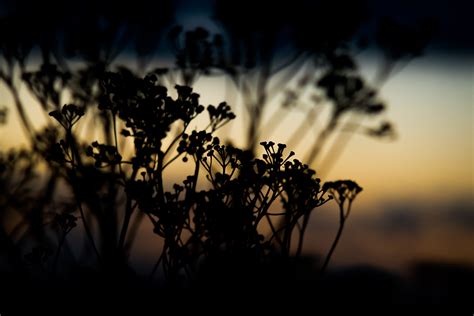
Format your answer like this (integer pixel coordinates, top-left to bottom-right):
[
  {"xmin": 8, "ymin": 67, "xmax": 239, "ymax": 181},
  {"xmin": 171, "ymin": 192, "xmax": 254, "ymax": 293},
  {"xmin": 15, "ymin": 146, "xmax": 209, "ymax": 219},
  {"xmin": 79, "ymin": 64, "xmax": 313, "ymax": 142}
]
[{"xmin": 0, "ymin": 0, "xmax": 472, "ymax": 277}]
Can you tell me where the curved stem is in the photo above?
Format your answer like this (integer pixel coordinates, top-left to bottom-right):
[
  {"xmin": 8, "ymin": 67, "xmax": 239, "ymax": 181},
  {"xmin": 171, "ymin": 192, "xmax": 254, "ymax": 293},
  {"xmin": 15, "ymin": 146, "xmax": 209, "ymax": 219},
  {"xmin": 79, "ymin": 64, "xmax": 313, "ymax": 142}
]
[
  {"xmin": 296, "ymin": 213, "xmax": 310, "ymax": 257},
  {"xmin": 320, "ymin": 203, "xmax": 346, "ymax": 275}
]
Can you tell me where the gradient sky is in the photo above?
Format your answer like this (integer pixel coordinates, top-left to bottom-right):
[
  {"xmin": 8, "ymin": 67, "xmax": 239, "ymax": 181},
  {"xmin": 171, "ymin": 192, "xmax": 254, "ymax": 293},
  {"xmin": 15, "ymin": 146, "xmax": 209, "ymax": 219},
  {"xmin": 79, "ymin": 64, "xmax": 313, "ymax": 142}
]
[{"xmin": 0, "ymin": 0, "xmax": 473, "ymax": 272}]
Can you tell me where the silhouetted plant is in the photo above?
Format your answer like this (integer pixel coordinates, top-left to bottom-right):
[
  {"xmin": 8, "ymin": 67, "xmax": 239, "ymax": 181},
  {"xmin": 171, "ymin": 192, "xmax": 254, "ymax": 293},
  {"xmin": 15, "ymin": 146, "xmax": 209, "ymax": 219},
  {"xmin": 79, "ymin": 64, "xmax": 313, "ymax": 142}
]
[
  {"xmin": 320, "ymin": 180, "xmax": 362, "ymax": 274},
  {"xmin": 166, "ymin": 1, "xmax": 436, "ymax": 172},
  {"xmin": 0, "ymin": 63, "xmax": 362, "ymax": 286},
  {"xmin": 0, "ymin": 1, "xmax": 434, "ymax": 288},
  {"xmin": 40, "ymin": 70, "xmax": 362, "ymax": 286}
]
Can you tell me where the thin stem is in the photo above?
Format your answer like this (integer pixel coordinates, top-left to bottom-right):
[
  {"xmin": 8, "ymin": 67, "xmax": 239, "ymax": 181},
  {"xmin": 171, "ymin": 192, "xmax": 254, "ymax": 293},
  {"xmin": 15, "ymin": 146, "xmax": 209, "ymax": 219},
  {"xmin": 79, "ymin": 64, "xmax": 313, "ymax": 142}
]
[
  {"xmin": 117, "ymin": 198, "xmax": 134, "ymax": 250},
  {"xmin": 305, "ymin": 119, "xmax": 337, "ymax": 166},
  {"xmin": 286, "ymin": 107, "xmax": 318, "ymax": 150},
  {"xmin": 52, "ymin": 232, "xmax": 67, "ymax": 276},
  {"xmin": 296, "ymin": 213, "xmax": 310, "ymax": 257},
  {"xmin": 259, "ymin": 107, "xmax": 286, "ymax": 140},
  {"xmin": 270, "ymin": 52, "xmax": 304, "ymax": 77},
  {"xmin": 266, "ymin": 214, "xmax": 283, "ymax": 247},
  {"xmin": 124, "ymin": 210, "xmax": 144, "ymax": 253},
  {"xmin": 163, "ymin": 125, "xmax": 188, "ymax": 158},
  {"xmin": 247, "ymin": 64, "xmax": 271, "ymax": 152},
  {"xmin": 9, "ymin": 83, "xmax": 35, "ymax": 143},
  {"xmin": 112, "ymin": 113, "xmax": 123, "ymax": 175},
  {"xmin": 149, "ymin": 250, "xmax": 165, "ymax": 280},
  {"xmin": 156, "ymin": 152, "xmax": 165, "ymax": 204},
  {"xmin": 320, "ymin": 203, "xmax": 346, "ymax": 275},
  {"xmin": 77, "ymin": 202, "xmax": 102, "ymax": 264},
  {"xmin": 117, "ymin": 168, "xmax": 138, "ymax": 250},
  {"xmin": 318, "ymin": 116, "xmax": 362, "ymax": 178},
  {"xmin": 162, "ymin": 152, "xmax": 184, "ymax": 170},
  {"xmin": 266, "ymin": 55, "xmax": 308, "ymax": 105}
]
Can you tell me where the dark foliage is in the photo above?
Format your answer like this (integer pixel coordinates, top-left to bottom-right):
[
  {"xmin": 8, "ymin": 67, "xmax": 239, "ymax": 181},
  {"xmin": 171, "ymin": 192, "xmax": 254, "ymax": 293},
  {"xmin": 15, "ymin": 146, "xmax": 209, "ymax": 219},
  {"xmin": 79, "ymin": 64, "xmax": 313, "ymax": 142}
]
[{"xmin": 0, "ymin": 0, "xmax": 436, "ymax": 290}]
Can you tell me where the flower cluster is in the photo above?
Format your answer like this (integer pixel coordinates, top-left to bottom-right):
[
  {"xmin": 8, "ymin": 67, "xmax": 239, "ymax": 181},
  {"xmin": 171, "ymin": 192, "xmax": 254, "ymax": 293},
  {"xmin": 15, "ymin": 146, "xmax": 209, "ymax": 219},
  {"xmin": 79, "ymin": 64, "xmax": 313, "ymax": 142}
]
[
  {"xmin": 35, "ymin": 68, "xmax": 362, "ymax": 285},
  {"xmin": 49, "ymin": 104, "xmax": 84, "ymax": 130}
]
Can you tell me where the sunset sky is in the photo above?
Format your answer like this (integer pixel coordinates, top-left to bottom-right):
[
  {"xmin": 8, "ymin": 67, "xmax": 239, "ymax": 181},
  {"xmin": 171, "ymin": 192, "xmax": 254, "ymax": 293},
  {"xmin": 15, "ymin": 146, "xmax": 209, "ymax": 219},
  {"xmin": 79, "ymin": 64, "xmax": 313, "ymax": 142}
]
[
  {"xmin": 134, "ymin": 52, "xmax": 473, "ymax": 272},
  {"xmin": 0, "ymin": 0, "xmax": 472, "ymax": 273}
]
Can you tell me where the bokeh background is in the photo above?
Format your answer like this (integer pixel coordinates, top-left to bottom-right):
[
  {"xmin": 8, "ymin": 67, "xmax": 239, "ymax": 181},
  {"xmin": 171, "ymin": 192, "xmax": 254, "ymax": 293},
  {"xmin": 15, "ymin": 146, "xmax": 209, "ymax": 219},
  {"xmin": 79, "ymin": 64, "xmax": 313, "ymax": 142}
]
[{"xmin": 1, "ymin": 0, "xmax": 472, "ymax": 275}]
